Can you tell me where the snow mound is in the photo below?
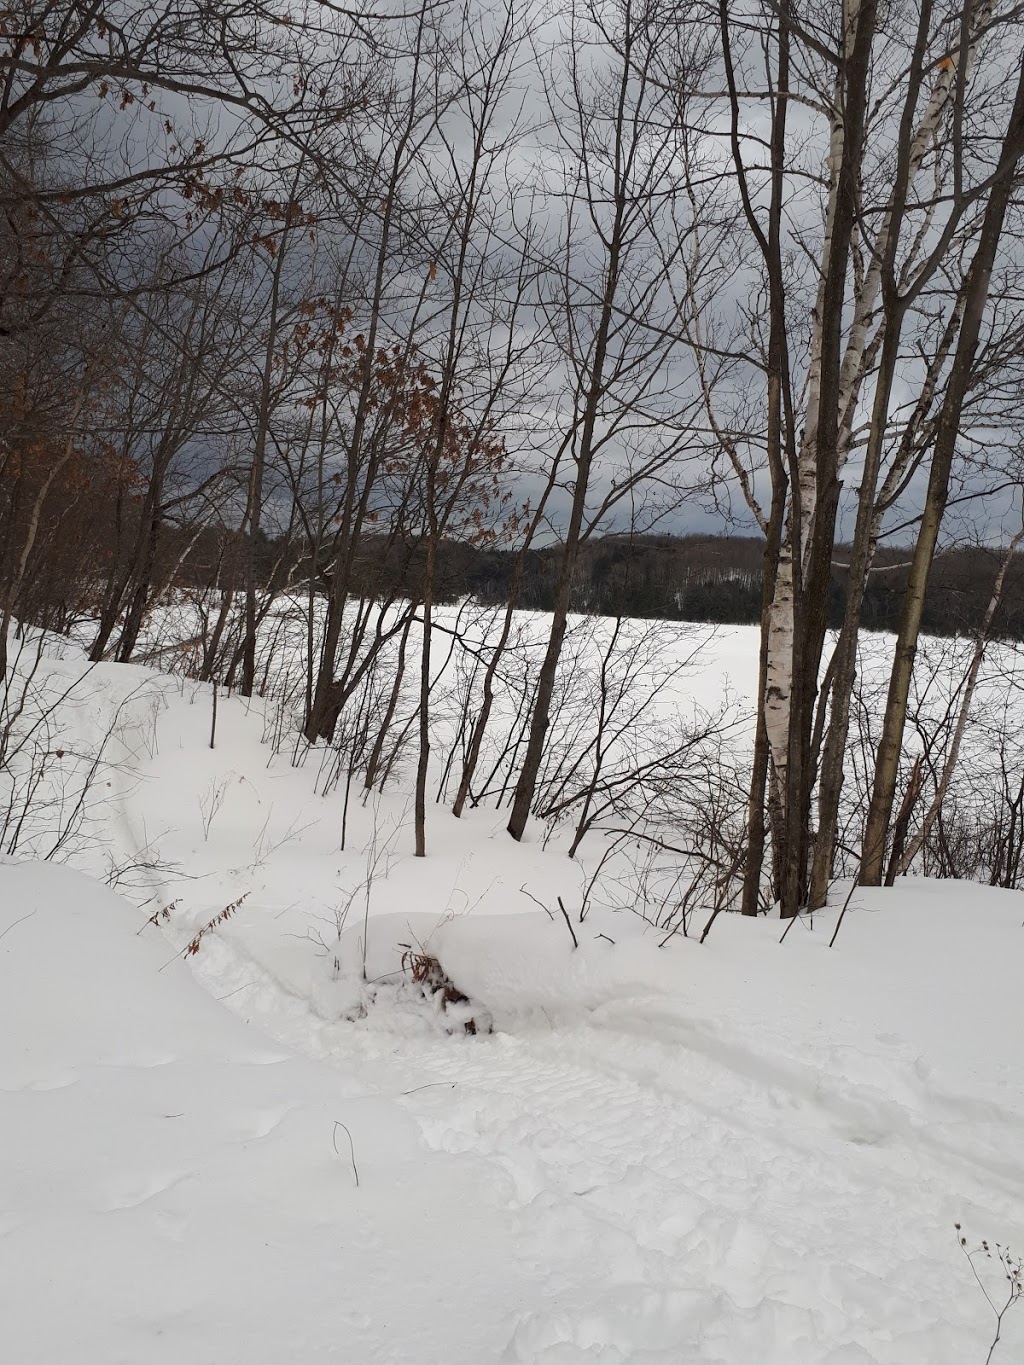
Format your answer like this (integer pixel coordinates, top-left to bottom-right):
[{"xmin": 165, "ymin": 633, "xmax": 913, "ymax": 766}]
[{"xmin": 310, "ymin": 909, "xmax": 679, "ymax": 1032}]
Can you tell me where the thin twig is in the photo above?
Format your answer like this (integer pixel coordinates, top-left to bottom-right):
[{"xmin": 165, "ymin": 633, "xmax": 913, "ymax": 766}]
[
  {"xmin": 217, "ymin": 981, "xmax": 257, "ymax": 1001},
  {"xmin": 519, "ymin": 884, "xmax": 554, "ymax": 919},
  {"xmin": 828, "ymin": 876, "xmax": 862, "ymax": 949},
  {"xmin": 779, "ymin": 906, "xmax": 805, "ymax": 943},
  {"xmin": 700, "ymin": 903, "xmax": 725, "ymax": 945},
  {"xmin": 332, "ymin": 1121, "xmax": 360, "ymax": 1188},
  {"xmin": 556, "ymin": 896, "xmax": 579, "ymax": 949},
  {"xmin": 0, "ymin": 910, "xmax": 35, "ymax": 943}
]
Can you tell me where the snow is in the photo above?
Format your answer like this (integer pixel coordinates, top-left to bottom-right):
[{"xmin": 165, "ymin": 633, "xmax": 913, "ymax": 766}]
[
  {"xmin": 0, "ymin": 862, "xmax": 542, "ymax": 1364},
  {"xmin": 3, "ymin": 617, "xmax": 1024, "ymax": 1363}
]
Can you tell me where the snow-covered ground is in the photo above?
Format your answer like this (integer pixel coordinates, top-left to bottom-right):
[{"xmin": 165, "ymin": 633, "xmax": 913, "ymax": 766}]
[{"xmin": 2, "ymin": 618, "xmax": 1023, "ymax": 1363}]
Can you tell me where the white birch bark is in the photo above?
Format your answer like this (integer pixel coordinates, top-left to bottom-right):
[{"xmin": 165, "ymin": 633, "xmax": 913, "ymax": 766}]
[
  {"xmin": 835, "ymin": 3, "xmax": 991, "ymax": 460},
  {"xmin": 763, "ymin": 0, "xmax": 856, "ymax": 783},
  {"xmin": 762, "ymin": 0, "xmax": 987, "ymax": 786}
]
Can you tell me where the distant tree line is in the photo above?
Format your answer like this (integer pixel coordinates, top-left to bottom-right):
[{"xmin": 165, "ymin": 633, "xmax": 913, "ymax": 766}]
[
  {"xmin": 197, "ymin": 531, "xmax": 1022, "ymax": 640},
  {"xmin": 58, "ymin": 517, "xmax": 1013, "ymax": 641}
]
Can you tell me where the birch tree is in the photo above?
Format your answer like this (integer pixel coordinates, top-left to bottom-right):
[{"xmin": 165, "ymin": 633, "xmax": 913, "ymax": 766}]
[
  {"xmin": 859, "ymin": 45, "xmax": 1024, "ymax": 883},
  {"xmin": 678, "ymin": 0, "xmax": 1024, "ymax": 913}
]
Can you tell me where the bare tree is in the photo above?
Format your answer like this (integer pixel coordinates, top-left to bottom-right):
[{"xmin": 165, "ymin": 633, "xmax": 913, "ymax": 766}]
[
  {"xmin": 674, "ymin": 0, "xmax": 1024, "ymax": 912},
  {"xmin": 860, "ymin": 47, "xmax": 1024, "ymax": 882},
  {"xmin": 506, "ymin": 0, "xmax": 708, "ymax": 841}
]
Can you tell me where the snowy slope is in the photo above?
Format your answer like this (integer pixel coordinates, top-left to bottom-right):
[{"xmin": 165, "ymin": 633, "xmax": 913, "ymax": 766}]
[
  {"xmin": 3, "ymin": 623, "xmax": 1024, "ymax": 1363},
  {"xmin": 4, "ymin": 860, "xmax": 1023, "ymax": 1364},
  {"xmin": 0, "ymin": 862, "xmax": 556, "ymax": 1365}
]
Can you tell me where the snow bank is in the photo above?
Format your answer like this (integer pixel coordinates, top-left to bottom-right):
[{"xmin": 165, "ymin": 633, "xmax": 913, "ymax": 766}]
[{"xmin": 0, "ymin": 862, "xmax": 550, "ymax": 1364}]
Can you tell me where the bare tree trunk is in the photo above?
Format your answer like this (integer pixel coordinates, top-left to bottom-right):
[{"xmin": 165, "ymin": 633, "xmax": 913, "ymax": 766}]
[
  {"xmin": 304, "ymin": 19, "xmax": 438, "ymax": 742},
  {"xmin": 452, "ymin": 442, "xmax": 565, "ymax": 818},
  {"xmin": 364, "ymin": 610, "xmax": 414, "ymax": 791},
  {"xmin": 414, "ymin": 533, "xmax": 435, "ymax": 857},
  {"xmin": 808, "ymin": 0, "xmax": 986, "ymax": 907},
  {"xmin": 241, "ymin": 199, "xmax": 294, "ymax": 697},
  {"xmin": 505, "ymin": 331, "xmax": 615, "ymax": 841},
  {"xmin": 772, "ymin": 0, "xmax": 878, "ymax": 916},
  {"xmin": 861, "ymin": 62, "xmax": 1024, "ymax": 882},
  {"xmin": 894, "ymin": 526, "xmax": 1024, "ymax": 877},
  {"xmin": 115, "ymin": 504, "xmax": 162, "ymax": 663},
  {"xmin": 198, "ymin": 563, "xmax": 238, "ymax": 684},
  {"xmin": 0, "ymin": 388, "xmax": 84, "ymax": 679},
  {"xmin": 506, "ymin": 57, "xmax": 629, "ymax": 841},
  {"xmin": 719, "ymin": 0, "xmax": 794, "ymax": 914},
  {"xmin": 90, "ymin": 462, "xmax": 168, "ymax": 663}
]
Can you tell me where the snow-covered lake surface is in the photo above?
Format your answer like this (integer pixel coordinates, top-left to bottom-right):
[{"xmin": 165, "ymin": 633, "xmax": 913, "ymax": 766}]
[{"xmin": 2, "ymin": 615, "xmax": 1023, "ymax": 1363}]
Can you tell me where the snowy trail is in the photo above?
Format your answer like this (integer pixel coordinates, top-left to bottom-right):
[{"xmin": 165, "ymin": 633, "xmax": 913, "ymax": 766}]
[
  {"xmin": 381, "ymin": 1009, "xmax": 1019, "ymax": 1363},
  {"xmin": 187, "ymin": 941, "xmax": 1023, "ymax": 1365},
  {"xmin": 110, "ymin": 665, "xmax": 1024, "ymax": 1363},
  {"xmin": 6, "ymin": 633, "xmax": 1024, "ymax": 1363},
  {"xmin": 1, "ymin": 865, "xmax": 564, "ymax": 1365}
]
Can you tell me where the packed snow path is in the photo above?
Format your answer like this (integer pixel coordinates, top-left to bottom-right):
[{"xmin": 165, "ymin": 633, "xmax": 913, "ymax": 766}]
[{"xmin": 6, "ymin": 860, "xmax": 1023, "ymax": 1364}]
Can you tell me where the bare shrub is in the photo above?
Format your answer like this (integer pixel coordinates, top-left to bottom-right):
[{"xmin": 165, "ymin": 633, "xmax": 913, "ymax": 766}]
[
  {"xmin": 398, "ymin": 947, "xmax": 486, "ymax": 1035},
  {"xmin": 956, "ymin": 1223, "xmax": 1023, "ymax": 1364}
]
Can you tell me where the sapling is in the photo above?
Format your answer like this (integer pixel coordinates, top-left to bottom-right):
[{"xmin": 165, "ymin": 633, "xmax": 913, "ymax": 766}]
[
  {"xmin": 956, "ymin": 1224, "xmax": 1023, "ymax": 1364},
  {"xmin": 198, "ymin": 775, "xmax": 232, "ymax": 841}
]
